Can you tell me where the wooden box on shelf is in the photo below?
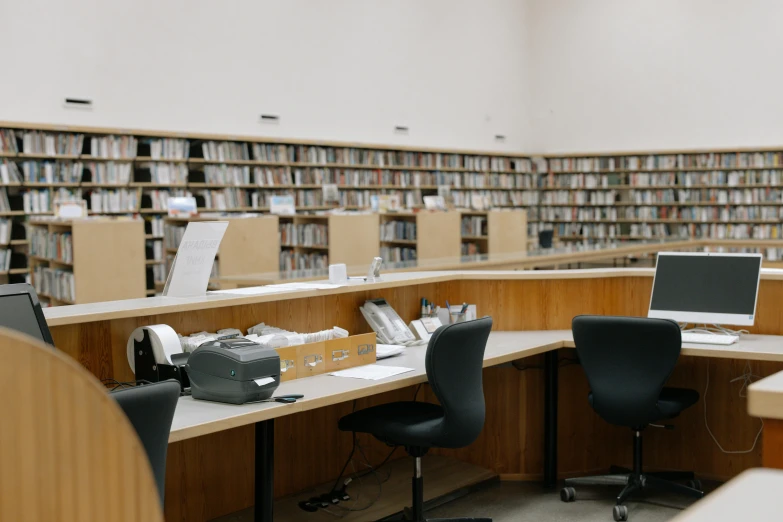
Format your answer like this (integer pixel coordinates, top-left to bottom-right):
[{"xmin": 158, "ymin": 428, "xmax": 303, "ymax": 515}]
[{"xmin": 28, "ymin": 218, "xmax": 145, "ymax": 306}]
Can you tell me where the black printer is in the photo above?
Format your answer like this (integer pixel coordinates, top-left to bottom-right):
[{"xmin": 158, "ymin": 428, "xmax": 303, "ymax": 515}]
[{"xmin": 186, "ymin": 338, "xmax": 281, "ymax": 404}]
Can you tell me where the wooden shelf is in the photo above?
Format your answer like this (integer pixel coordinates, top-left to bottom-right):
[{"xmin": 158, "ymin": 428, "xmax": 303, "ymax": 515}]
[
  {"xmin": 135, "ymin": 156, "xmax": 189, "ymax": 163},
  {"xmin": 145, "ymin": 259, "xmax": 165, "ymax": 265},
  {"xmin": 87, "ymin": 210, "xmax": 137, "ymax": 215},
  {"xmin": 540, "ymin": 202, "xmax": 783, "ymax": 207},
  {"xmin": 144, "ymin": 234, "xmax": 163, "ymax": 240},
  {"xmin": 380, "ymin": 238, "xmax": 417, "ymax": 245},
  {"xmin": 29, "ymin": 255, "xmax": 73, "ymax": 267},
  {"xmin": 547, "ymin": 218, "xmax": 783, "ymax": 224},
  {"xmin": 82, "ymin": 182, "xmax": 131, "ymax": 188},
  {"xmin": 8, "ymin": 267, "xmax": 30, "ymax": 275},
  {"xmin": 16, "ymin": 153, "xmax": 81, "ymax": 161},
  {"xmin": 293, "ymin": 244, "xmax": 329, "ymax": 251},
  {"xmin": 80, "ymin": 155, "xmax": 135, "ymax": 162},
  {"xmin": 462, "ymin": 235, "xmax": 489, "ymax": 240},
  {"xmin": 130, "ymin": 182, "xmax": 188, "ymax": 188},
  {"xmin": 548, "ymin": 165, "xmax": 783, "ymax": 174},
  {"xmin": 24, "ymin": 182, "xmax": 81, "ymax": 188}
]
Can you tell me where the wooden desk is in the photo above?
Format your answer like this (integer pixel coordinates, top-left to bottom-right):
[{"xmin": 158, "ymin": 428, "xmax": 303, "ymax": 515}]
[
  {"xmin": 170, "ymin": 331, "xmax": 783, "ymax": 521},
  {"xmin": 39, "ymin": 268, "xmax": 783, "ymax": 521}
]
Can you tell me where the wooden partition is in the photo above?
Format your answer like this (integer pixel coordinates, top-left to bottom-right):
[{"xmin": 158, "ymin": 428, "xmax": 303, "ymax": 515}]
[
  {"xmin": 45, "ymin": 273, "xmax": 783, "ymax": 521},
  {"xmin": 328, "ymin": 213, "xmax": 380, "ymax": 266}
]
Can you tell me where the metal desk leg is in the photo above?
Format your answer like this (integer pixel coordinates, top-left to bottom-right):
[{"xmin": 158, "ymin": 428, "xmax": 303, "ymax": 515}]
[
  {"xmin": 544, "ymin": 350, "xmax": 558, "ymax": 488},
  {"xmin": 255, "ymin": 419, "xmax": 274, "ymax": 522}
]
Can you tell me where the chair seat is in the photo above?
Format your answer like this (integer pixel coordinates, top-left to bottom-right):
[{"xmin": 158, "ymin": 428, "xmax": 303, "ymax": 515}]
[
  {"xmin": 589, "ymin": 387, "xmax": 699, "ymax": 422},
  {"xmin": 338, "ymin": 401, "xmax": 445, "ymax": 448}
]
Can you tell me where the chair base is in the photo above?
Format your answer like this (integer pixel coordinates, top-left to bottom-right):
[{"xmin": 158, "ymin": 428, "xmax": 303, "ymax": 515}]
[
  {"xmin": 560, "ymin": 430, "xmax": 703, "ymax": 521},
  {"xmin": 561, "ymin": 469, "xmax": 703, "ymax": 521}
]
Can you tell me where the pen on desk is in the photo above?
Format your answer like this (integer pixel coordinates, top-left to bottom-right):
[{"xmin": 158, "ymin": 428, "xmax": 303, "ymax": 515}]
[
  {"xmin": 460, "ymin": 303, "xmax": 468, "ymax": 314},
  {"xmin": 445, "ymin": 300, "xmax": 452, "ymax": 320},
  {"xmin": 421, "ymin": 298, "xmax": 427, "ymax": 317}
]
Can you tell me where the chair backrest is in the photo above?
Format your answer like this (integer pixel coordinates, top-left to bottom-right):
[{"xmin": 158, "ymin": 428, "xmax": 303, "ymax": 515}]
[
  {"xmin": 0, "ymin": 326, "xmax": 163, "ymax": 522},
  {"xmin": 112, "ymin": 380, "xmax": 180, "ymax": 504},
  {"xmin": 425, "ymin": 316, "xmax": 493, "ymax": 448},
  {"xmin": 572, "ymin": 315, "xmax": 682, "ymax": 427}
]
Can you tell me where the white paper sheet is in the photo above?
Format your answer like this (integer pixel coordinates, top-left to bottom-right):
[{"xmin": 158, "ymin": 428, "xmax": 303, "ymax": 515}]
[
  {"xmin": 266, "ymin": 282, "xmax": 346, "ymax": 291},
  {"xmin": 210, "ymin": 286, "xmax": 292, "ymax": 296},
  {"xmin": 376, "ymin": 344, "xmax": 406, "ymax": 359},
  {"xmin": 330, "ymin": 365, "xmax": 414, "ymax": 381},
  {"xmin": 254, "ymin": 377, "xmax": 275, "ymax": 387},
  {"xmin": 163, "ymin": 221, "xmax": 228, "ymax": 297}
]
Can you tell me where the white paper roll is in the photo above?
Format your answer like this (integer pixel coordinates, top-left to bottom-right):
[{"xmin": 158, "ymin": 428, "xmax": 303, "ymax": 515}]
[{"xmin": 126, "ymin": 324, "xmax": 183, "ymax": 374}]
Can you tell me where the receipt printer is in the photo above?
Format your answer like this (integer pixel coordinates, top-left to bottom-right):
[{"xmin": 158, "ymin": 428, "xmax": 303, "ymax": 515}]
[{"xmin": 186, "ymin": 338, "xmax": 281, "ymax": 404}]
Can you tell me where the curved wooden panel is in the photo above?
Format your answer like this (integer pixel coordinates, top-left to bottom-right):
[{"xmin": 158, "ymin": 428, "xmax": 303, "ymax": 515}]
[{"xmin": 0, "ymin": 327, "xmax": 163, "ymax": 522}]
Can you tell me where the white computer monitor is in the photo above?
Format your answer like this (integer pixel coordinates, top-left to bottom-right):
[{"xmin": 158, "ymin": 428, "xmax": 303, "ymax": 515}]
[{"xmin": 648, "ymin": 252, "xmax": 762, "ymax": 326}]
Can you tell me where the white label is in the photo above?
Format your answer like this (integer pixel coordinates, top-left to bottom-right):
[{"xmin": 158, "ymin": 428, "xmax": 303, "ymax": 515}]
[
  {"xmin": 167, "ymin": 196, "xmax": 197, "ymax": 218},
  {"xmin": 254, "ymin": 377, "xmax": 275, "ymax": 387},
  {"xmin": 55, "ymin": 200, "xmax": 86, "ymax": 218},
  {"xmin": 270, "ymin": 195, "xmax": 295, "ymax": 215}
]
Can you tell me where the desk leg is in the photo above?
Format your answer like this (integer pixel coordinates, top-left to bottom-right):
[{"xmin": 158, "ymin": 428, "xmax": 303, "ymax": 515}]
[
  {"xmin": 255, "ymin": 419, "xmax": 274, "ymax": 522},
  {"xmin": 544, "ymin": 349, "xmax": 558, "ymax": 488}
]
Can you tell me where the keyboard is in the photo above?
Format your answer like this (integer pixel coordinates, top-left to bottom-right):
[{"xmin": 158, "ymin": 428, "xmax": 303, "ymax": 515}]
[{"xmin": 681, "ymin": 332, "xmax": 739, "ymax": 345}]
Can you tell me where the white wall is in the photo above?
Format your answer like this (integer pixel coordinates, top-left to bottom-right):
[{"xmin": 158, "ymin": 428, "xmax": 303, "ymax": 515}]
[
  {"xmin": 0, "ymin": 0, "xmax": 532, "ymax": 152},
  {"xmin": 527, "ymin": 0, "xmax": 783, "ymax": 153}
]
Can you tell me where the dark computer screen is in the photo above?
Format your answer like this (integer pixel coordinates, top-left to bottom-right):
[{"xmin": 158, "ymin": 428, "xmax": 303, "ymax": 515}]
[
  {"xmin": 650, "ymin": 254, "xmax": 761, "ymax": 315},
  {"xmin": 0, "ymin": 294, "xmax": 46, "ymax": 341}
]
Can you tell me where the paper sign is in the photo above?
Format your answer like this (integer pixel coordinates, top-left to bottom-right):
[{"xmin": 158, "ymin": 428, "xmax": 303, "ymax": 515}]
[
  {"xmin": 162, "ymin": 221, "xmax": 228, "ymax": 297},
  {"xmin": 373, "ymin": 194, "xmax": 401, "ymax": 213},
  {"xmin": 168, "ymin": 196, "xmax": 197, "ymax": 217},
  {"xmin": 423, "ymin": 196, "xmax": 446, "ymax": 211},
  {"xmin": 322, "ymin": 184, "xmax": 339, "ymax": 204},
  {"xmin": 270, "ymin": 195, "xmax": 295, "ymax": 215},
  {"xmin": 55, "ymin": 199, "xmax": 87, "ymax": 218}
]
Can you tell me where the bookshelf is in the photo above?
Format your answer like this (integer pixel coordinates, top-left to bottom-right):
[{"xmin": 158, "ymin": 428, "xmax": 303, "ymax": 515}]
[
  {"xmin": 27, "ymin": 218, "xmax": 145, "ymax": 306},
  {"xmin": 6, "ymin": 121, "xmax": 783, "ymax": 272},
  {"xmin": 380, "ymin": 211, "xmax": 461, "ymax": 263},
  {"xmin": 279, "ymin": 213, "xmax": 379, "ymax": 271},
  {"xmin": 162, "ymin": 215, "xmax": 279, "ymax": 294},
  {"xmin": 460, "ymin": 210, "xmax": 528, "ymax": 256}
]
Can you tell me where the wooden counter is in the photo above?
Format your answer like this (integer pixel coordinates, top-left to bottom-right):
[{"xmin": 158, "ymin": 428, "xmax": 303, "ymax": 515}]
[
  {"xmin": 39, "ymin": 267, "xmax": 783, "ymax": 521},
  {"xmin": 215, "ymin": 237, "xmax": 783, "ymax": 287}
]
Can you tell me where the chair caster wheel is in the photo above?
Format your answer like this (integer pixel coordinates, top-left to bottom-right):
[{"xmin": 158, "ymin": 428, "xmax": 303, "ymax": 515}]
[
  {"xmin": 560, "ymin": 487, "xmax": 576, "ymax": 502},
  {"xmin": 689, "ymin": 479, "xmax": 702, "ymax": 491},
  {"xmin": 613, "ymin": 505, "xmax": 628, "ymax": 521}
]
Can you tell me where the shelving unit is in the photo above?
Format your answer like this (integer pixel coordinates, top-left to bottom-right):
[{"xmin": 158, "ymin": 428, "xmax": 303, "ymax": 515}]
[
  {"xmin": 7, "ymin": 121, "xmax": 783, "ymax": 273},
  {"xmin": 161, "ymin": 215, "xmax": 279, "ymax": 293},
  {"xmin": 279, "ymin": 213, "xmax": 379, "ymax": 271},
  {"xmin": 380, "ymin": 211, "xmax": 461, "ymax": 263},
  {"xmin": 27, "ymin": 218, "xmax": 145, "ymax": 306},
  {"xmin": 535, "ymin": 152, "xmax": 783, "ymax": 261},
  {"xmin": 460, "ymin": 210, "xmax": 528, "ymax": 256}
]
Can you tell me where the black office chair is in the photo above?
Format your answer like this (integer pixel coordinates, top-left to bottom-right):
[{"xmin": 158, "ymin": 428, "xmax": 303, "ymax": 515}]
[
  {"xmin": 112, "ymin": 380, "xmax": 180, "ymax": 505},
  {"xmin": 561, "ymin": 316, "xmax": 704, "ymax": 521},
  {"xmin": 338, "ymin": 317, "xmax": 493, "ymax": 522}
]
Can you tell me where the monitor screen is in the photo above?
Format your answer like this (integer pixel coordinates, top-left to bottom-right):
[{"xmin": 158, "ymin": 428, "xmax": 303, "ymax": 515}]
[
  {"xmin": 0, "ymin": 293, "xmax": 47, "ymax": 342},
  {"xmin": 649, "ymin": 253, "xmax": 762, "ymax": 325}
]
